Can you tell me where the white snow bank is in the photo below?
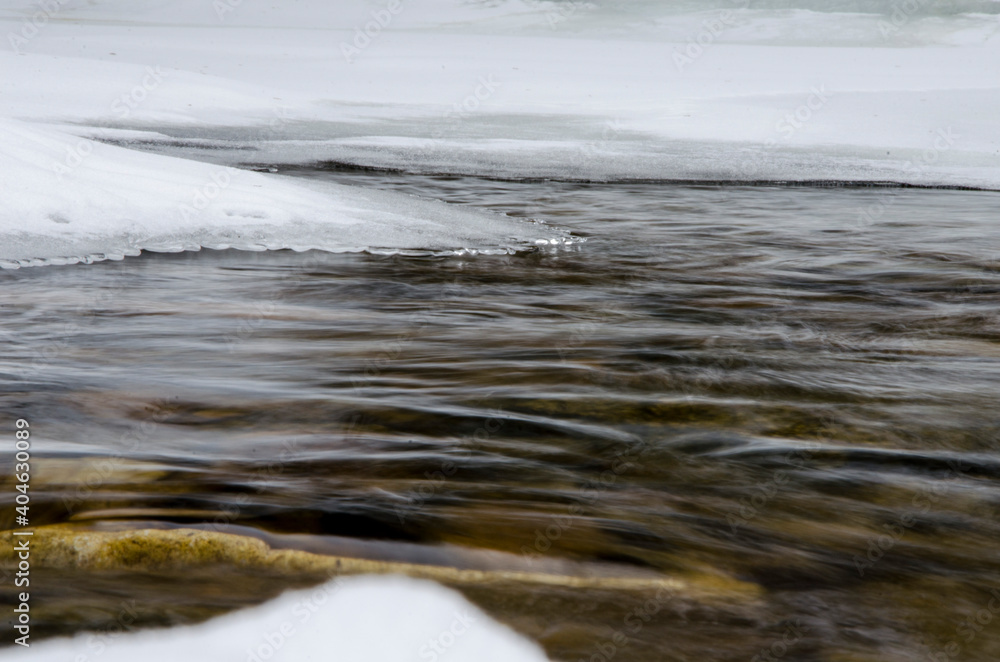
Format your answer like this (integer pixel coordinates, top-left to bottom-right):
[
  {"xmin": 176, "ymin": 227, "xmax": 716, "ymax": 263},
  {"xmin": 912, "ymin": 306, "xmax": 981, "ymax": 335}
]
[
  {"xmin": 0, "ymin": 117, "xmax": 577, "ymax": 268},
  {"xmin": 5, "ymin": 575, "xmax": 552, "ymax": 662},
  {"xmin": 1, "ymin": 0, "xmax": 997, "ymax": 188}
]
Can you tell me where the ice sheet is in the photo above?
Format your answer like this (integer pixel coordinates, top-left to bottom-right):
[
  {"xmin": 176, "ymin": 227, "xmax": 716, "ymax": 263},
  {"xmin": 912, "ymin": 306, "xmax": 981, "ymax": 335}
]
[
  {"xmin": 1, "ymin": 0, "xmax": 998, "ymax": 187},
  {"xmin": 0, "ymin": 117, "xmax": 577, "ymax": 268}
]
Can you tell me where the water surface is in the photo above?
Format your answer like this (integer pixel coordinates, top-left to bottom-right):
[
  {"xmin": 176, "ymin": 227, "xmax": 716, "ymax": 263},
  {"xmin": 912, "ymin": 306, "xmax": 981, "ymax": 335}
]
[{"xmin": 2, "ymin": 175, "xmax": 999, "ymax": 661}]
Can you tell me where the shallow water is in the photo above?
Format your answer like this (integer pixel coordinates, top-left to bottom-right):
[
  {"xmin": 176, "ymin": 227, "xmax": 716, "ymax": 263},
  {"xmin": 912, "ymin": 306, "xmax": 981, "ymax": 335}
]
[{"xmin": 2, "ymin": 174, "xmax": 1000, "ymax": 661}]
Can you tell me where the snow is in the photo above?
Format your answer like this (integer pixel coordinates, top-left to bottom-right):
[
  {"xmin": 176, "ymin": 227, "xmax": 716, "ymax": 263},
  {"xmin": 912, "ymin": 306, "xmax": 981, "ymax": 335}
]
[
  {"xmin": 5, "ymin": 575, "xmax": 552, "ymax": 662},
  {"xmin": 1, "ymin": 0, "xmax": 999, "ymax": 265},
  {"xmin": 0, "ymin": 116, "xmax": 577, "ymax": 268}
]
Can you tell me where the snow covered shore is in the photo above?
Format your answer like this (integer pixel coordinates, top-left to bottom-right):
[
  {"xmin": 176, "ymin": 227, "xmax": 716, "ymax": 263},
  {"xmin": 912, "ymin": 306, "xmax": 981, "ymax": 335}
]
[
  {"xmin": 1, "ymin": 0, "xmax": 998, "ymax": 266},
  {"xmin": 6, "ymin": 575, "xmax": 551, "ymax": 662},
  {"xmin": 0, "ymin": 116, "xmax": 576, "ymax": 267}
]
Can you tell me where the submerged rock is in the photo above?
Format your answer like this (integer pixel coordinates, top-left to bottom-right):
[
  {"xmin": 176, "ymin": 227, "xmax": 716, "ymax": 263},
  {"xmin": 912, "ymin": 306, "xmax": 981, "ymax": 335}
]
[{"xmin": 0, "ymin": 525, "xmax": 759, "ymax": 597}]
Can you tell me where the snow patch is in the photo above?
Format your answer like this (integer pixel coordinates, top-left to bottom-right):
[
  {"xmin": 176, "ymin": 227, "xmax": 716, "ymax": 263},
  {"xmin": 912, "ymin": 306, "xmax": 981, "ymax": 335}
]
[
  {"xmin": 0, "ymin": 118, "xmax": 578, "ymax": 268},
  {"xmin": 5, "ymin": 575, "xmax": 552, "ymax": 662}
]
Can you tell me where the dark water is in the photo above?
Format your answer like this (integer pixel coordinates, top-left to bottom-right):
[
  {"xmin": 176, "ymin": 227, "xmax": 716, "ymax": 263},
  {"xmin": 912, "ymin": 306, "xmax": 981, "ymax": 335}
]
[{"xmin": 2, "ymin": 174, "xmax": 1000, "ymax": 661}]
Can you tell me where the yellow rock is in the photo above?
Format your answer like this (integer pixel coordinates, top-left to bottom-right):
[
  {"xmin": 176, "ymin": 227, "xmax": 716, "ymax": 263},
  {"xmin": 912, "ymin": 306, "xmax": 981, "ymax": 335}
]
[{"xmin": 0, "ymin": 524, "xmax": 761, "ymax": 602}]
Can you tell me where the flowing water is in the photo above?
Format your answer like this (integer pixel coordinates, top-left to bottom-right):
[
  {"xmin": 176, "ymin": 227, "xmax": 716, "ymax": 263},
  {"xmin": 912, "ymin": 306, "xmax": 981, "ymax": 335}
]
[{"xmin": 2, "ymin": 173, "xmax": 1000, "ymax": 661}]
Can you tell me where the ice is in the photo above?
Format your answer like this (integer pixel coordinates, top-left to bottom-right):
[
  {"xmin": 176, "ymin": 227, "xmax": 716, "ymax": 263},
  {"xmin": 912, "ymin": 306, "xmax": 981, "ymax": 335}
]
[
  {"xmin": 5, "ymin": 575, "xmax": 552, "ymax": 662},
  {"xmin": 1, "ymin": 0, "xmax": 998, "ymax": 196},
  {"xmin": 0, "ymin": 0, "xmax": 997, "ymax": 252},
  {"xmin": 0, "ymin": 117, "xmax": 577, "ymax": 268}
]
